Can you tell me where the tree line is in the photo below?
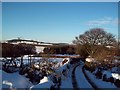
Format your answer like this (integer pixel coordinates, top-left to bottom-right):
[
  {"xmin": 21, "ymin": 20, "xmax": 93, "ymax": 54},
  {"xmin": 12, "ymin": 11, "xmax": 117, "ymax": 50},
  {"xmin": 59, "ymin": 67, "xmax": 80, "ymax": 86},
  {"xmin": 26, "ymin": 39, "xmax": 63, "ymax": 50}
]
[
  {"xmin": 1, "ymin": 28, "xmax": 120, "ymax": 61},
  {"xmin": 43, "ymin": 46, "xmax": 75, "ymax": 55},
  {"xmin": 1, "ymin": 43, "xmax": 36, "ymax": 58}
]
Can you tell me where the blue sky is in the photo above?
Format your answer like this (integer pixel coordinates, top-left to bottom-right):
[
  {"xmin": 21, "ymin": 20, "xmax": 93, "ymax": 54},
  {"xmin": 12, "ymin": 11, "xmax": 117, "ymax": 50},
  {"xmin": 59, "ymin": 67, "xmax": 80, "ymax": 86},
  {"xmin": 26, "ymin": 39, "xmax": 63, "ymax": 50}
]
[{"xmin": 2, "ymin": 2, "xmax": 118, "ymax": 43}]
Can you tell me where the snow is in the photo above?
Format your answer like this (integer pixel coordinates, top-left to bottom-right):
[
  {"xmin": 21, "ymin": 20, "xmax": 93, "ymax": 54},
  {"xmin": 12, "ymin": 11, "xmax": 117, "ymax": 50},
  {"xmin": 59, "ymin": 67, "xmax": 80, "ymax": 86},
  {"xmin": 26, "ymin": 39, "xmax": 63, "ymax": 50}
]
[
  {"xmin": 111, "ymin": 67, "xmax": 118, "ymax": 73},
  {"xmin": 112, "ymin": 73, "xmax": 120, "ymax": 80},
  {"xmin": 0, "ymin": 70, "xmax": 2, "ymax": 89},
  {"xmin": 40, "ymin": 76, "xmax": 49, "ymax": 84},
  {"xmin": 35, "ymin": 46, "xmax": 45, "ymax": 53},
  {"xmin": 58, "ymin": 58, "xmax": 70, "ymax": 71},
  {"xmin": 60, "ymin": 65, "xmax": 73, "ymax": 88},
  {"xmin": 60, "ymin": 75, "xmax": 73, "ymax": 88},
  {"xmin": 53, "ymin": 54, "xmax": 80, "ymax": 58},
  {"xmin": 86, "ymin": 57, "xmax": 95, "ymax": 62},
  {"xmin": 103, "ymin": 69, "xmax": 120, "ymax": 80},
  {"xmin": 112, "ymin": 59, "xmax": 120, "ymax": 63},
  {"xmin": 103, "ymin": 70, "xmax": 112, "ymax": 78},
  {"xmin": 0, "ymin": 57, "xmax": 4, "ymax": 60},
  {"xmin": 48, "ymin": 58, "xmax": 63, "ymax": 63},
  {"xmin": 23, "ymin": 55, "xmax": 29, "ymax": 59},
  {"xmin": 106, "ymin": 46, "xmax": 114, "ymax": 48},
  {"xmin": 63, "ymin": 58, "xmax": 70, "ymax": 64},
  {"xmin": 30, "ymin": 76, "xmax": 54, "ymax": 89},
  {"xmin": 2, "ymin": 70, "xmax": 33, "ymax": 89},
  {"xmin": 30, "ymin": 58, "xmax": 71, "ymax": 89},
  {"xmin": 75, "ymin": 65, "xmax": 93, "ymax": 88},
  {"xmin": 16, "ymin": 55, "xmax": 42, "ymax": 65},
  {"xmin": 85, "ymin": 70, "xmax": 117, "ymax": 88},
  {"xmin": 54, "ymin": 54, "xmax": 80, "ymax": 56},
  {"xmin": 3, "ymin": 81, "xmax": 13, "ymax": 88},
  {"xmin": 2, "ymin": 55, "xmax": 119, "ymax": 89},
  {"xmin": 33, "ymin": 64, "xmax": 39, "ymax": 69}
]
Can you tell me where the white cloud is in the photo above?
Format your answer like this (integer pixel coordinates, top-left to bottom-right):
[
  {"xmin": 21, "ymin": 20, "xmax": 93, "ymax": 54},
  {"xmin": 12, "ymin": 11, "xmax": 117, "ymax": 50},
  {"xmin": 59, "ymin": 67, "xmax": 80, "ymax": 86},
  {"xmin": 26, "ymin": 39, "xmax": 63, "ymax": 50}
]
[{"xmin": 86, "ymin": 17, "xmax": 118, "ymax": 27}]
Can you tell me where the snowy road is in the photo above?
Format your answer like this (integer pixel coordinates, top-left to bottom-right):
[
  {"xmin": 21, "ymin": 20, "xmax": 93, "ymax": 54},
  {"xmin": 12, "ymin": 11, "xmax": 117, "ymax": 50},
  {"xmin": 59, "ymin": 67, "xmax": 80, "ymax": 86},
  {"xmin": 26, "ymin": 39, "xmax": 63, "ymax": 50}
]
[{"xmin": 75, "ymin": 65, "xmax": 93, "ymax": 88}]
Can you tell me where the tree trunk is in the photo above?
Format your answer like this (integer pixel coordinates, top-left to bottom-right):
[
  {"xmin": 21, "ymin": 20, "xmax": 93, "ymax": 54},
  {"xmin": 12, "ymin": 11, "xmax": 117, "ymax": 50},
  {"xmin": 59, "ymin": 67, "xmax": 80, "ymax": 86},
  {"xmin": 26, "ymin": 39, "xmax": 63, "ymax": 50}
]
[
  {"xmin": 30, "ymin": 55, "xmax": 32, "ymax": 66},
  {"xmin": 20, "ymin": 56, "xmax": 23, "ymax": 68},
  {"xmin": 12, "ymin": 57, "xmax": 17, "ymax": 68}
]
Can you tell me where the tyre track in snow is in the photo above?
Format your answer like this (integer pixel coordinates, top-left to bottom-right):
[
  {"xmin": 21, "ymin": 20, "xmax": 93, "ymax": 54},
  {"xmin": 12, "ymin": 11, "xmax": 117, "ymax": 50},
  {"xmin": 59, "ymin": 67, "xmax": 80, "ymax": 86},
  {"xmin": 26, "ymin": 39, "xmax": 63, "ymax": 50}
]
[
  {"xmin": 82, "ymin": 66, "xmax": 98, "ymax": 90},
  {"xmin": 72, "ymin": 64, "xmax": 80, "ymax": 90},
  {"xmin": 75, "ymin": 65, "xmax": 93, "ymax": 89},
  {"xmin": 72, "ymin": 64, "xmax": 98, "ymax": 90}
]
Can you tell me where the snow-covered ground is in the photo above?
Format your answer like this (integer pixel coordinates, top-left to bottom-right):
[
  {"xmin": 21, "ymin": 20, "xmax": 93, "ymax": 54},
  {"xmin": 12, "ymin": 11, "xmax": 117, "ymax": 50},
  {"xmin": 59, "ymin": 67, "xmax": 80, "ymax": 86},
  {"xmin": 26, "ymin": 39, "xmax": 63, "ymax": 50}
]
[
  {"xmin": 54, "ymin": 54, "xmax": 80, "ymax": 57},
  {"xmin": 93, "ymin": 67, "xmax": 120, "ymax": 81},
  {"xmin": 112, "ymin": 73, "xmax": 120, "ymax": 80},
  {"xmin": 60, "ymin": 65, "xmax": 73, "ymax": 88},
  {"xmin": 2, "ymin": 70, "xmax": 33, "ymax": 89},
  {"xmin": 102, "ymin": 70, "xmax": 120, "ymax": 81},
  {"xmin": 30, "ymin": 76, "xmax": 54, "ymax": 89},
  {"xmin": 60, "ymin": 76, "xmax": 73, "ymax": 88},
  {"xmin": 2, "ymin": 55, "xmax": 119, "ymax": 89},
  {"xmin": 85, "ymin": 70, "xmax": 117, "ymax": 88},
  {"xmin": 75, "ymin": 65, "xmax": 93, "ymax": 88},
  {"xmin": 60, "ymin": 61, "xmax": 83, "ymax": 89},
  {"xmin": 30, "ymin": 58, "xmax": 71, "ymax": 89},
  {"xmin": 48, "ymin": 58, "xmax": 63, "ymax": 63},
  {"xmin": 1, "ymin": 57, "xmax": 82, "ymax": 89}
]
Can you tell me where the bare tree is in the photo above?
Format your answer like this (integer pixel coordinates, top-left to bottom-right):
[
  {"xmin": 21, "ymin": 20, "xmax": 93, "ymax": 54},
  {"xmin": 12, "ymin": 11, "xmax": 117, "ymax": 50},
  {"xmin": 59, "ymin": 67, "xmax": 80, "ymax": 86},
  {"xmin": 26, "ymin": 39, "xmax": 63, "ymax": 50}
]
[
  {"xmin": 73, "ymin": 28, "xmax": 116, "ymax": 46},
  {"xmin": 73, "ymin": 28, "xmax": 117, "ymax": 57}
]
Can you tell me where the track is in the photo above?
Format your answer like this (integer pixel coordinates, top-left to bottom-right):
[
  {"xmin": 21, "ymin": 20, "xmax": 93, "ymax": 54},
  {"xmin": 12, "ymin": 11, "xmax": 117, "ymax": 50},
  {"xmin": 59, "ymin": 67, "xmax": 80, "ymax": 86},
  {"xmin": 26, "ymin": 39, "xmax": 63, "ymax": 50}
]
[
  {"xmin": 82, "ymin": 66, "xmax": 98, "ymax": 90},
  {"xmin": 72, "ymin": 64, "xmax": 97, "ymax": 89},
  {"xmin": 72, "ymin": 64, "xmax": 80, "ymax": 90}
]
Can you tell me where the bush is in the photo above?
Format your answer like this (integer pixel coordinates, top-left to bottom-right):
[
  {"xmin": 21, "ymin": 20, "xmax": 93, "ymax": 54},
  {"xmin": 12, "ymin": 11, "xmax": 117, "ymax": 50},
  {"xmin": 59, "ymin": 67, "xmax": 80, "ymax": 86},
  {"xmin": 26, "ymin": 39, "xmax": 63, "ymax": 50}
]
[
  {"xmin": 75, "ymin": 45, "xmax": 89, "ymax": 58},
  {"xmin": 114, "ymin": 79, "xmax": 120, "ymax": 87},
  {"xmin": 103, "ymin": 74, "xmax": 107, "ymax": 81},
  {"xmin": 84, "ymin": 62, "xmax": 96, "ymax": 72},
  {"xmin": 95, "ymin": 69, "xmax": 102, "ymax": 79},
  {"xmin": 109, "ymin": 77, "xmax": 114, "ymax": 83},
  {"xmin": 19, "ymin": 67, "xmax": 29, "ymax": 75}
]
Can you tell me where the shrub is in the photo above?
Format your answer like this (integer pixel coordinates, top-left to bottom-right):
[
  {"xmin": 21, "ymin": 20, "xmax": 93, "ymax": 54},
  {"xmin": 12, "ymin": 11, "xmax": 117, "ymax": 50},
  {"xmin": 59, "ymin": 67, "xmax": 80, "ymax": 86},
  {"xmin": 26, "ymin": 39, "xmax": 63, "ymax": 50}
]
[
  {"xmin": 114, "ymin": 79, "xmax": 120, "ymax": 87},
  {"xmin": 95, "ymin": 69, "xmax": 102, "ymax": 79}
]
